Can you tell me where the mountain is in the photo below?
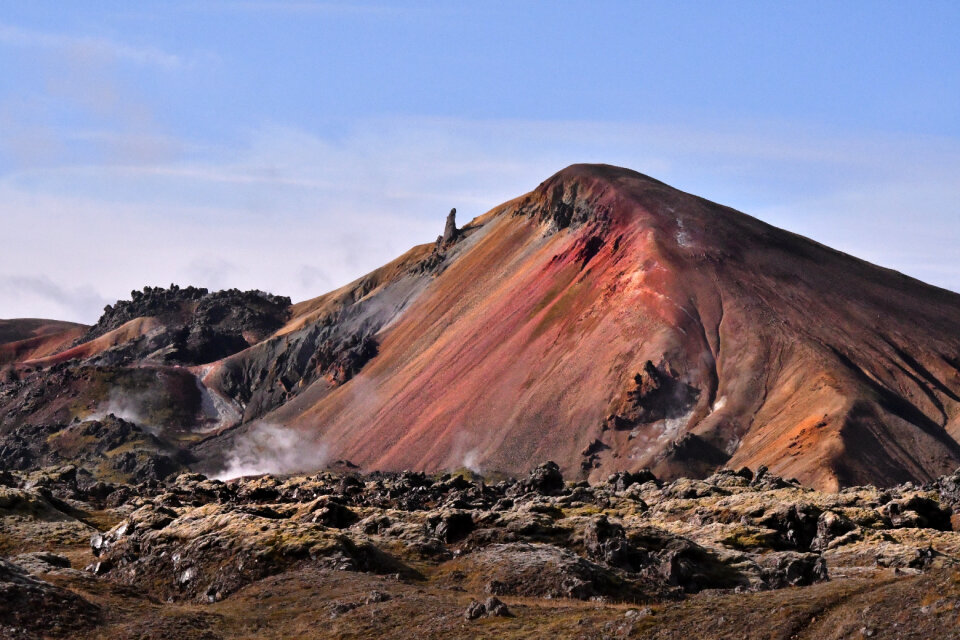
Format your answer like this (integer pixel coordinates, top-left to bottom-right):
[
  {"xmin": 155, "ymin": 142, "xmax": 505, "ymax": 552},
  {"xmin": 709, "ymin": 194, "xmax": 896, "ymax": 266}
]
[
  {"xmin": 0, "ymin": 319, "xmax": 87, "ymax": 366},
  {"xmin": 3, "ymin": 164, "xmax": 960, "ymax": 489}
]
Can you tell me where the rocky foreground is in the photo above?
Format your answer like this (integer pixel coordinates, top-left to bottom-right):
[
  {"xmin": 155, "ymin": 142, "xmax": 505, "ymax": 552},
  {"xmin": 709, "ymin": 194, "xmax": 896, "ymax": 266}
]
[{"xmin": 3, "ymin": 462, "xmax": 960, "ymax": 639}]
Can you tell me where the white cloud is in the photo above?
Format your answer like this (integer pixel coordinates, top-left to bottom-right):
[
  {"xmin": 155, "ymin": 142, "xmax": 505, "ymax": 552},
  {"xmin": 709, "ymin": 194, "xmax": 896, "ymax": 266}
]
[
  {"xmin": 0, "ymin": 22, "xmax": 184, "ymax": 69},
  {"xmin": 0, "ymin": 275, "xmax": 109, "ymax": 322},
  {"xmin": 0, "ymin": 20, "xmax": 196, "ymax": 173}
]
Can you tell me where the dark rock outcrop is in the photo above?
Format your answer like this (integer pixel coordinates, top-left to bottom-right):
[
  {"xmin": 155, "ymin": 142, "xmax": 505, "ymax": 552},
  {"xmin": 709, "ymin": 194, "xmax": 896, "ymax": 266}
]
[
  {"xmin": 434, "ymin": 510, "xmax": 474, "ymax": 543},
  {"xmin": 609, "ymin": 361, "xmax": 701, "ymax": 430},
  {"xmin": 0, "ymin": 415, "xmax": 191, "ymax": 484},
  {"xmin": 758, "ymin": 552, "xmax": 829, "ymax": 588},
  {"xmin": 79, "ymin": 285, "xmax": 291, "ymax": 366},
  {"xmin": 4, "ymin": 460, "xmax": 960, "ymax": 636},
  {"xmin": 513, "ymin": 461, "xmax": 565, "ymax": 496},
  {"xmin": 442, "ymin": 208, "xmax": 458, "ymax": 244},
  {"xmin": 464, "ymin": 596, "xmax": 512, "ymax": 620},
  {"xmin": 607, "ymin": 469, "xmax": 659, "ymax": 492},
  {"xmin": 515, "ymin": 175, "xmax": 611, "ymax": 231},
  {"xmin": 207, "ymin": 325, "xmax": 379, "ymax": 424}
]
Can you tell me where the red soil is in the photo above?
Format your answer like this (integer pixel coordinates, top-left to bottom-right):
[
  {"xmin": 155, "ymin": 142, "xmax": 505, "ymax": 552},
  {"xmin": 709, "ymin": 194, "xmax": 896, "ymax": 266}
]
[
  {"xmin": 0, "ymin": 319, "xmax": 88, "ymax": 366},
  {"xmin": 265, "ymin": 165, "xmax": 960, "ymax": 489}
]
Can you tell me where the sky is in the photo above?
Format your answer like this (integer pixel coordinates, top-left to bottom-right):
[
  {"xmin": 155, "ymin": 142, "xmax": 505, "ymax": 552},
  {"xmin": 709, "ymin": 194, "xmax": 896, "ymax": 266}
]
[{"xmin": 1, "ymin": 1, "xmax": 959, "ymax": 323}]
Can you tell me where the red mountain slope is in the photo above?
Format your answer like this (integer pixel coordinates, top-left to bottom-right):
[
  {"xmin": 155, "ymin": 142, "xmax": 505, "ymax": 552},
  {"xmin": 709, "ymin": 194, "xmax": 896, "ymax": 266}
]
[
  {"xmin": 6, "ymin": 164, "xmax": 959, "ymax": 490},
  {"xmin": 199, "ymin": 164, "xmax": 960, "ymax": 490},
  {"xmin": 0, "ymin": 319, "xmax": 88, "ymax": 366}
]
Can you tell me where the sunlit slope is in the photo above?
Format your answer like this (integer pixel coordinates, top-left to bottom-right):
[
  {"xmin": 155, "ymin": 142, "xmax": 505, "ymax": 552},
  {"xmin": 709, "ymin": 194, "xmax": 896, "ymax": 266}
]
[
  {"xmin": 0, "ymin": 319, "xmax": 88, "ymax": 366},
  {"xmin": 250, "ymin": 164, "xmax": 960, "ymax": 489}
]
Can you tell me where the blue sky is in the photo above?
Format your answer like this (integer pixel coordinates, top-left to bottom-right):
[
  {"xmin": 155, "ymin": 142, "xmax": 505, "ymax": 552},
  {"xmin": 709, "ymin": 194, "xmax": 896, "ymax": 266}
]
[{"xmin": 1, "ymin": 1, "xmax": 959, "ymax": 322}]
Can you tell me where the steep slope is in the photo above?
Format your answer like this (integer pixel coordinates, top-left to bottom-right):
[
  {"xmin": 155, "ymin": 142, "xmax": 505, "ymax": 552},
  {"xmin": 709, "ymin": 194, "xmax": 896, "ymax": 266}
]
[{"xmin": 196, "ymin": 164, "xmax": 960, "ymax": 490}]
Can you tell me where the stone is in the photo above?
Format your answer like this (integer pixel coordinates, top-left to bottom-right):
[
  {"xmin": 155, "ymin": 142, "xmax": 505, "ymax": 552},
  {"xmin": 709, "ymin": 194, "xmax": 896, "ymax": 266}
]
[
  {"xmin": 584, "ymin": 515, "xmax": 648, "ymax": 572},
  {"xmin": 463, "ymin": 596, "xmax": 513, "ymax": 620},
  {"xmin": 758, "ymin": 552, "xmax": 829, "ymax": 588},
  {"xmin": 607, "ymin": 469, "xmax": 658, "ymax": 492},
  {"xmin": 517, "ymin": 461, "xmax": 565, "ymax": 496},
  {"xmin": 435, "ymin": 510, "xmax": 474, "ymax": 543},
  {"xmin": 442, "ymin": 208, "xmax": 458, "ymax": 244},
  {"xmin": 365, "ymin": 590, "xmax": 391, "ymax": 604},
  {"xmin": 484, "ymin": 596, "xmax": 512, "ymax": 617},
  {"xmin": 0, "ymin": 559, "xmax": 101, "ymax": 636},
  {"xmin": 811, "ymin": 510, "xmax": 856, "ymax": 552},
  {"xmin": 760, "ymin": 502, "xmax": 822, "ymax": 550},
  {"xmin": 465, "ymin": 600, "xmax": 486, "ymax": 620},
  {"xmin": 10, "ymin": 551, "xmax": 71, "ymax": 575}
]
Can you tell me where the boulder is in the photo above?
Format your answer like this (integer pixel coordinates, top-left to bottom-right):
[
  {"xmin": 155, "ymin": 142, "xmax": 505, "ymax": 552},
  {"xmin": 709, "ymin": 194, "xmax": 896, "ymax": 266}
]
[
  {"xmin": 607, "ymin": 469, "xmax": 658, "ymax": 492},
  {"xmin": 881, "ymin": 495, "xmax": 952, "ymax": 531},
  {"xmin": 758, "ymin": 552, "xmax": 829, "ymax": 588},
  {"xmin": 435, "ymin": 510, "xmax": 474, "ymax": 543},
  {"xmin": 760, "ymin": 502, "xmax": 822, "ymax": 550},
  {"xmin": 464, "ymin": 599, "xmax": 486, "ymax": 620},
  {"xmin": 810, "ymin": 510, "xmax": 857, "ymax": 552},
  {"xmin": 514, "ymin": 461, "xmax": 565, "ymax": 496},
  {"xmin": 296, "ymin": 497, "xmax": 357, "ymax": 528},
  {"xmin": 443, "ymin": 542, "xmax": 670, "ymax": 603},
  {"xmin": 583, "ymin": 515, "xmax": 649, "ymax": 572}
]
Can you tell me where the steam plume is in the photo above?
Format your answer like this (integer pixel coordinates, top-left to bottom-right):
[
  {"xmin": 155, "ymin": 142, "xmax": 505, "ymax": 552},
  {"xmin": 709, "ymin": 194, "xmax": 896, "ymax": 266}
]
[{"xmin": 214, "ymin": 422, "xmax": 328, "ymax": 480}]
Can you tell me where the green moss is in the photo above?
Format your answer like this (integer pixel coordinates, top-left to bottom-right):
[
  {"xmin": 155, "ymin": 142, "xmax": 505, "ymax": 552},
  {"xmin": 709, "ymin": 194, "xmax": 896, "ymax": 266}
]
[
  {"xmin": 45, "ymin": 427, "xmax": 69, "ymax": 443},
  {"xmin": 560, "ymin": 505, "xmax": 609, "ymax": 520},
  {"xmin": 443, "ymin": 468, "xmax": 484, "ymax": 483},
  {"xmin": 720, "ymin": 527, "xmax": 779, "ymax": 550},
  {"xmin": 67, "ymin": 366, "xmax": 203, "ymax": 430},
  {"xmin": 103, "ymin": 439, "xmax": 151, "ymax": 457},
  {"xmin": 47, "ymin": 430, "xmax": 98, "ymax": 457}
]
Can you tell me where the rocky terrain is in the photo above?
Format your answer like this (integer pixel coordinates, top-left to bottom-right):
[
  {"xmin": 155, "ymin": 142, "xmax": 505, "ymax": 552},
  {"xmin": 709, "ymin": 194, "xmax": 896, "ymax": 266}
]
[
  {"xmin": 4, "ymin": 461, "xmax": 960, "ymax": 638},
  {"xmin": 74, "ymin": 285, "xmax": 292, "ymax": 366}
]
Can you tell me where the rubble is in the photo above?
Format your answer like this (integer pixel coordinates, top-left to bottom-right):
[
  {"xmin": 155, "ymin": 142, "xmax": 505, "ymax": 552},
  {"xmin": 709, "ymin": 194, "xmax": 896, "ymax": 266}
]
[{"xmin": 3, "ymin": 462, "xmax": 960, "ymax": 636}]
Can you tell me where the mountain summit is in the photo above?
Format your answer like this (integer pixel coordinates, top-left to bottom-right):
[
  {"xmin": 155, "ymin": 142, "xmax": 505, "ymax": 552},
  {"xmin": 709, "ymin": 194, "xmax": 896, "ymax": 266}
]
[{"xmin": 3, "ymin": 164, "xmax": 960, "ymax": 489}]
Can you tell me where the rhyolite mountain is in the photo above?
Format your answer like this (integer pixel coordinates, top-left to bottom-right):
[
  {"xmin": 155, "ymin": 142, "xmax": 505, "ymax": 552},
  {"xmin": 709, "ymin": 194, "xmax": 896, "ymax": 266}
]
[{"xmin": 2, "ymin": 164, "xmax": 960, "ymax": 490}]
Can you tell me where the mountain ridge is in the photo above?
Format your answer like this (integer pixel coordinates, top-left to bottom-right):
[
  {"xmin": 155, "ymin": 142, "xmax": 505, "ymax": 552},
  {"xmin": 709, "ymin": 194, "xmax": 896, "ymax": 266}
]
[
  {"xmin": 3, "ymin": 163, "xmax": 960, "ymax": 490},
  {"xmin": 199, "ymin": 163, "xmax": 960, "ymax": 489}
]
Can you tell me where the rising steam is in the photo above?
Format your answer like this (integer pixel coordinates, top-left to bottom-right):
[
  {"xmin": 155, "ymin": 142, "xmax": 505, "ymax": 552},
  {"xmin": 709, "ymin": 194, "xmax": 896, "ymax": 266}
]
[
  {"xmin": 214, "ymin": 422, "xmax": 329, "ymax": 480},
  {"xmin": 83, "ymin": 389, "xmax": 154, "ymax": 432},
  {"xmin": 462, "ymin": 449, "xmax": 482, "ymax": 475}
]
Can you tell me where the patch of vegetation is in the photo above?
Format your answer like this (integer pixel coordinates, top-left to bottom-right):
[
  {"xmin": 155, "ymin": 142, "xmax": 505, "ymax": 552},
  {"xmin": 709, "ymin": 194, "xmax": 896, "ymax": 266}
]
[{"xmin": 720, "ymin": 526, "xmax": 781, "ymax": 550}]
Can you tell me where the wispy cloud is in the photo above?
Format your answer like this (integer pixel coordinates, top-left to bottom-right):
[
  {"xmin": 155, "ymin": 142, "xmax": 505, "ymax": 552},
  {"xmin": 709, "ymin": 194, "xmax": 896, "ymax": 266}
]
[
  {"xmin": 0, "ymin": 275, "xmax": 109, "ymax": 322},
  {"xmin": 201, "ymin": 1, "xmax": 402, "ymax": 15},
  {"xmin": 0, "ymin": 22, "xmax": 183, "ymax": 69},
  {"xmin": 0, "ymin": 20, "xmax": 192, "ymax": 173}
]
